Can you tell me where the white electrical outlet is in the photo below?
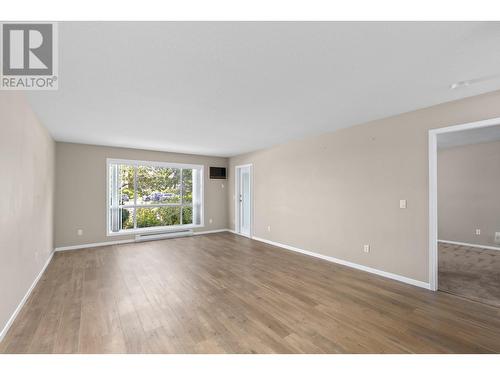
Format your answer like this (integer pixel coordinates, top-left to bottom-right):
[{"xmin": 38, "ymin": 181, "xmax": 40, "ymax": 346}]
[
  {"xmin": 475, "ymin": 229, "xmax": 481, "ymax": 235},
  {"xmin": 399, "ymin": 199, "xmax": 407, "ymax": 209},
  {"xmin": 267, "ymin": 225, "xmax": 271, "ymax": 232},
  {"xmin": 363, "ymin": 244, "xmax": 370, "ymax": 253},
  {"xmin": 209, "ymin": 218, "xmax": 213, "ymax": 224},
  {"xmin": 221, "ymin": 183, "xmax": 225, "ymax": 189},
  {"xmin": 77, "ymin": 229, "xmax": 83, "ymax": 236},
  {"xmin": 495, "ymin": 232, "xmax": 500, "ymax": 244}
]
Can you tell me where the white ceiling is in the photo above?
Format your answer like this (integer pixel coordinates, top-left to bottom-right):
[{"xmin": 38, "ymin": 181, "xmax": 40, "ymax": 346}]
[
  {"xmin": 438, "ymin": 124, "xmax": 500, "ymax": 149},
  {"xmin": 27, "ymin": 21, "xmax": 500, "ymax": 157}
]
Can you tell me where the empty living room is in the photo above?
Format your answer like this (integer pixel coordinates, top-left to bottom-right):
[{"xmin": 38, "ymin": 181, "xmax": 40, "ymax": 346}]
[{"xmin": 1, "ymin": 2, "xmax": 500, "ymax": 373}]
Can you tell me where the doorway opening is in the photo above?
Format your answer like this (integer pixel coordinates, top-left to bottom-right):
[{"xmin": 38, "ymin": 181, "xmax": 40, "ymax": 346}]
[
  {"xmin": 235, "ymin": 164, "xmax": 252, "ymax": 238},
  {"xmin": 429, "ymin": 117, "xmax": 500, "ymax": 307}
]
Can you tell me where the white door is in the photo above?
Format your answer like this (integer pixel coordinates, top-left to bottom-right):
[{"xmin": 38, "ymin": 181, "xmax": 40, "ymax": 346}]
[{"xmin": 236, "ymin": 165, "xmax": 252, "ymax": 237}]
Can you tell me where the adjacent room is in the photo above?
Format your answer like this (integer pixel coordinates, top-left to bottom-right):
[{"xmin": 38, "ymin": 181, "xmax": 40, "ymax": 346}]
[
  {"xmin": 1, "ymin": 21, "xmax": 500, "ymax": 354},
  {"xmin": 437, "ymin": 126, "xmax": 500, "ymax": 307}
]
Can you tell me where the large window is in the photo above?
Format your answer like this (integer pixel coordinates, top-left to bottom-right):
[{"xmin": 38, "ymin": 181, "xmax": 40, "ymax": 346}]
[{"xmin": 107, "ymin": 159, "xmax": 203, "ymax": 235}]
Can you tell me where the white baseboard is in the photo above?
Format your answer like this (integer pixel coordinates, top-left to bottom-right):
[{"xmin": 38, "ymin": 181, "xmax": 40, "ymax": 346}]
[
  {"xmin": 438, "ymin": 239, "xmax": 500, "ymax": 252},
  {"xmin": 54, "ymin": 239, "xmax": 136, "ymax": 252},
  {"xmin": 193, "ymin": 229, "xmax": 230, "ymax": 236},
  {"xmin": 0, "ymin": 250, "xmax": 55, "ymax": 342},
  {"xmin": 54, "ymin": 229, "xmax": 232, "ymax": 252},
  {"xmin": 252, "ymin": 236, "xmax": 431, "ymax": 290}
]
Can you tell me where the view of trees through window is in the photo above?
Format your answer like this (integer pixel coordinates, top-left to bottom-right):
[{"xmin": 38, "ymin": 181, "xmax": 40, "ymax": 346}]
[{"xmin": 108, "ymin": 161, "xmax": 201, "ymax": 233}]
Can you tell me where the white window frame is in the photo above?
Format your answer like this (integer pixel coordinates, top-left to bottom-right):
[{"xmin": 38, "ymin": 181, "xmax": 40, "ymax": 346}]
[{"xmin": 106, "ymin": 158, "xmax": 204, "ymax": 236}]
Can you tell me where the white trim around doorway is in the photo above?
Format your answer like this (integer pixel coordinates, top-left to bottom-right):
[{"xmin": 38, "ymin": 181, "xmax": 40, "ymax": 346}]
[{"xmin": 428, "ymin": 116, "xmax": 500, "ymax": 291}]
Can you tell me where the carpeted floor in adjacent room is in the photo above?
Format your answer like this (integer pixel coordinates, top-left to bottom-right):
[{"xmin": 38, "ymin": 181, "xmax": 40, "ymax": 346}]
[{"xmin": 439, "ymin": 242, "xmax": 500, "ymax": 307}]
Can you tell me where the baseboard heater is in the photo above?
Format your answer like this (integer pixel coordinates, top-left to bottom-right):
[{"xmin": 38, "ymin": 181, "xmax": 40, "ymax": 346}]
[{"xmin": 135, "ymin": 229, "xmax": 193, "ymax": 242}]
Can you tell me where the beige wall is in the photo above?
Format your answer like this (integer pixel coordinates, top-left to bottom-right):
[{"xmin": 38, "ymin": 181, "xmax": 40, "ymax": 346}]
[
  {"xmin": 55, "ymin": 143, "xmax": 228, "ymax": 248},
  {"xmin": 438, "ymin": 140, "xmax": 500, "ymax": 247},
  {"xmin": 229, "ymin": 90, "xmax": 500, "ymax": 283},
  {"xmin": 0, "ymin": 92, "xmax": 55, "ymax": 336}
]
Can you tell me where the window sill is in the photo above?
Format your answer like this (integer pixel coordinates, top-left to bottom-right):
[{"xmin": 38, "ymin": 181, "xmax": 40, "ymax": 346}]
[{"xmin": 107, "ymin": 224, "xmax": 204, "ymax": 237}]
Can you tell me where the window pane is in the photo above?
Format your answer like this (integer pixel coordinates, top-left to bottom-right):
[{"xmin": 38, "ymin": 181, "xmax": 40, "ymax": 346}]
[
  {"xmin": 136, "ymin": 207, "xmax": 181, "ymax": 228},
  {"xmin": 192, "ymin": 168, "xmax": 202, "ymax": 225},
  {"xmin": 108, "ymin": 161, "xmax": 202, "ymax": 232},
  {"xmin": 121, "ymin": 207, "xmax": 135, "ymax": 230},
  {"xmin": 119, "ymin": 165, "xmax": 135, "ymax": 205},
  {"xmin": 182, "ymin": 206, "xmax": 193, "ymax": 225},
  {"xmin": 109, "ymin": 207, "xmax": 134, "ymax": 232},
  {"xmin": 137, "ymin": 166, "xmax": 180, "ymax": 205},
  {"xmin": 182, "ymin": 169, "xmax": 193, "ymax": 203}
]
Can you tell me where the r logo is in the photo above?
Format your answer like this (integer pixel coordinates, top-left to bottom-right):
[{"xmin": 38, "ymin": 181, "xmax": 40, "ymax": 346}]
[{"xmin": 2, "ymin": 23, "xmax": 53, "ymax": 76}]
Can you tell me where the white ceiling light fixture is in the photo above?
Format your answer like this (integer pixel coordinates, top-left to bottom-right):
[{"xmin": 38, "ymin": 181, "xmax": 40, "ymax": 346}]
[
  {"xmin": 449, "ymin": 80, "xmax": 471, "ymax": 89},
  {"xmin": 450, "ymin": 74, "xmax": 500, "ymax": 90}
]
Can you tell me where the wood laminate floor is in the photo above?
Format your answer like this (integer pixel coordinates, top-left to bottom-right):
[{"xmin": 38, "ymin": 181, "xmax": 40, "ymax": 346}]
[{"xmin": 1, "ymin": 232, "xmax": 500, "ymax": 354}]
